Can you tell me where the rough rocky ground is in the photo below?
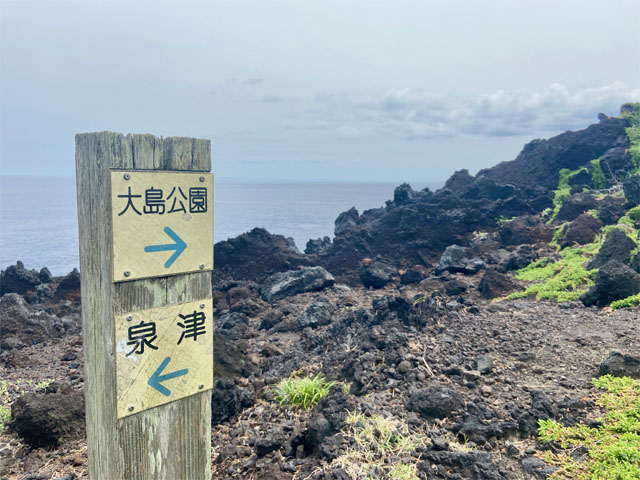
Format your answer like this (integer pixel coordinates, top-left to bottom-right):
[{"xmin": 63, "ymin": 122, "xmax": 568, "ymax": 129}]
[
  {"xmin": 2, "ymin": 106, "xmax": 639, "ymax": 479},
  {"xmin": 1, "ymin": 270, "xmax": 638, "ymax": 479}
]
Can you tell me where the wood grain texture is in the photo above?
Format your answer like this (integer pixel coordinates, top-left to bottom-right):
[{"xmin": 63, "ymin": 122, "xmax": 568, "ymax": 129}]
[{"xmin": 76, "ymin": 132, "xmax": 212, "ymax": 480}]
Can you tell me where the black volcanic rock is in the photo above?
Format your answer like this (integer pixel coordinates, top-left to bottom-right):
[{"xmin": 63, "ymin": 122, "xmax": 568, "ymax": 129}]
[
  {"xmin": 305, "ymin": 236, "xmax": 331, "ymax": 255},
  {"xmin": 478, "ymin": 268, "xmax": 520, "ymax": 299},
  {"xmin": 435, "ymin": 245, "xmax": 484, "ymax": 275},
  {"xmin": 408, "ymin": 385, "xmax": 464, "ymax": 419},
  {"xmin": 443, "ymin": 169, "xmax": 475, "ymax": 195},
  {"xmin": 214, "ymin": 228, "xmax": 309, "ymax": 283},
  {"xmin": 359, "ymin": 261, "xmax": 397, "ymax": 289},
  {"xmin": 586, "ymin": 228, "xmax": 636, "ymax": 270},
  {"xmin": 478, "ymin": 116, "xmax": 630, "ymax": 190},
  {"xmin": 556, "ymin": 192, "xmax": 598, "ymax": 222},
  {"xmin": 561, "ymin": 213, "xmax": 603, "ymax": 247},
  {"xmin": 499, "ymin": 215, "xmax": 553, "ymax": 246},
  {"xmin": 623, "ymin": 175, "xmax": 640, "ymax": 207},
  {"xmin": 334, "ymin": 207, "xmax": 359, "ymax": 236},
  {"xmin": 581, "ymin": 260, "xmax": 640, "ymax": 307},
  {"xmin": 260, "ymin": 266, "xmax": 335, "ymax": 302},
  {"xmin": 599, "ymin": 351, "xmax": 640, "ymax": 379},
  {"xmin": 55, "ymin": 268, "xmax": 81, "ymax": 300},
  {"xmin": 0, "ymin": 261, "xmax": 42, "ymax": 296},
  {"xmin": 597, "ymin": 195, "xmax": 626, "ymax": 225},
  {"xmin": 10, "ymin": 391, "xmax": 85, "ymax": 448}
]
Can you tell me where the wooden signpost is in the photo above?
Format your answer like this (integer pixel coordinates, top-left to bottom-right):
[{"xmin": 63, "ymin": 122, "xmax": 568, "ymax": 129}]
[{"xmin": 76, "ymin": 132, "xmax": 213, "ymax": 480}]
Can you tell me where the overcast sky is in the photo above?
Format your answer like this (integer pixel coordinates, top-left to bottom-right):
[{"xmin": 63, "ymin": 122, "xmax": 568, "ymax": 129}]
[{"xmin": 1, "ymin": 0, "xmax": 639, "ymax": 182}]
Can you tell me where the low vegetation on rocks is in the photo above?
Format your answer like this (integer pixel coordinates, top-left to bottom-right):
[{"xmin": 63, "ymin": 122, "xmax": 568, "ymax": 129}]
[{"xmin": 537, "ymin": 375, "xmax": 640, "ymax": 479}]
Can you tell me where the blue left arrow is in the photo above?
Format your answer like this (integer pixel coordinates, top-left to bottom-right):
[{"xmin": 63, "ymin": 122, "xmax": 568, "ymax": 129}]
[
  {"xmin": 144, "ymin": 226, "xmax": 187, "ymax": 268},
  {"xmin": 148, "ymin": 357, "xmax": 189, "ymax": 397}
]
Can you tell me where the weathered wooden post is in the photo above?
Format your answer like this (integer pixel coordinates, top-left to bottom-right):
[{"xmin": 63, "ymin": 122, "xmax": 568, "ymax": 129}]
[{"xmin": 76, "ymin": 132, "xmax": 213, "ymax": 479}]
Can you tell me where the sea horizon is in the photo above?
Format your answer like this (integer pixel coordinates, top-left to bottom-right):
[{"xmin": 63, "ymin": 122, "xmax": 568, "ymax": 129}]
[{"xmin": 0, "ymin": 175, "xmax": 444, "ymax": 276}]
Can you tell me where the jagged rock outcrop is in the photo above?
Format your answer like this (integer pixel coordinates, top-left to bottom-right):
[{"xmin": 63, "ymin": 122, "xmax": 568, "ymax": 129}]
[
  {"xmin": 214, "ymin": 228, "xmax": 309, "ymax": 283},
  {"xmin": 0, "ymin": 261, "xmax": 50, "ymax": 296},
  {"xmin": 478, "ymin": 116, "xmax": 630, "ymax": 190}
]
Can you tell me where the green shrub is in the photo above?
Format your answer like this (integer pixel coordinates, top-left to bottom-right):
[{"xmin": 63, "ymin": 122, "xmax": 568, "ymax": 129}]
[
  {"xmin": 272, "ymin": 373, "xmax": 337, "ymax": 410},
  {"xmin": 537, "ymin": 375, "xmax": 640, "ymax": 479},
  {"xmin": 590, "ymin": 158, "xmax": 607, "ymax": 190}
]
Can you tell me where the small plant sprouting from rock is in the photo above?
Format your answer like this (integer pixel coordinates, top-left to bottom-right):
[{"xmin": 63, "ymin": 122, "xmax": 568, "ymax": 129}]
[
  {"xmin": 537, "ymin": 375, "xmax": 640, "ymax": 479},
  {"xmin": 332, "ymin": 412, "xmax": 427, "ymax": 480},
  {"xmin": 0, "ymin": 378, "xmax": 55, "ymax": 431},
  {"xmin": 271, "ymin": 373, "xmax": 337, "ymax": 410}
]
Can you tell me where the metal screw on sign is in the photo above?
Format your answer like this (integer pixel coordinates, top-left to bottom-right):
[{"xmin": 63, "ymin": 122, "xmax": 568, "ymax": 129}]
[
  {"xmin": 199, "ymin": 303, "xmax": 205, "ymax": 309},
  {"xmin": 199, "ymin": 176, "xmax": 205, "ymax": 182},
  {"xmin": 128, "ymin": 405, "xmax": 134, "ymax": 412},
  {"xmin": 123, "ymin": 173, "xmax": 130, "ymax": 180},
  {"xmin": 199, "ymin": 264, "xmax": 204, "ymax": 270},
  {"xmin": 124, "ymin": 271, "xmax": 131, "ymax": 277},
  {"xmin": 126, "ymin": 315, "xmax": 133, "ymax": 322},
  {"xmin": 198, "ymin": 384, "xmax": 204, "ymax": 390}
]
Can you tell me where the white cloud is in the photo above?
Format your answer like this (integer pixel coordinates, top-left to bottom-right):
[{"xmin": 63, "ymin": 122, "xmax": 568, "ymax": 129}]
[{"xmin": 314, "ymin": 82, "xmax": 640, "ymax": 139}]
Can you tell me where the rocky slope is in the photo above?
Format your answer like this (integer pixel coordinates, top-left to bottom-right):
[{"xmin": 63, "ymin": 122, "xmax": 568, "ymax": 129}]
[{"xmin": 2, "ymin": 104, "xmax": 640, "ymax": 480}]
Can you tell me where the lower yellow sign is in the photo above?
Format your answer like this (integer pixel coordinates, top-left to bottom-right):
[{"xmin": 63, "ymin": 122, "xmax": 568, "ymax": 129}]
[{"xmin": 115, "ymin": 298, "xmax": 213, "ymax": 418}]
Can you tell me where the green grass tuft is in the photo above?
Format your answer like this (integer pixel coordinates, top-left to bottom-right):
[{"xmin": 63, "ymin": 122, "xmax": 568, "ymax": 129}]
[
  {"xmin": 272, "ymin": 373, "xmax": 337, "ymax": 410},
  {"xmin": 537, "ymin": 375, "xmax": 640, "ymax": 479}
]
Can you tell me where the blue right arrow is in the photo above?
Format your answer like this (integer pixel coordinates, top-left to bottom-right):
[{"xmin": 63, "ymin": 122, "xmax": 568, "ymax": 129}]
[
  {"xmin": 144, "ymin": 226, "xmax": 188, "ymax": 268},
  {"xmin": 147, "ymin": 356, "xmax": 189, "ymax": 397}
]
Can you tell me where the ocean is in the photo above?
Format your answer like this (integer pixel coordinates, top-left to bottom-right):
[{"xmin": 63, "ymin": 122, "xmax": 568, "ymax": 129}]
[{"xmin": 0, "ymin": 176, "xmax": 441, "ymax": 276}]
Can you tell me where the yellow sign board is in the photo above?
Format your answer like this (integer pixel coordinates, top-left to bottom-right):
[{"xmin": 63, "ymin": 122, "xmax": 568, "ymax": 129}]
[
  {"xmin": 115, "ymin": 298, "xmax": 213, "ymax": 418},
  {"xmin": 110, "ymin": 171, "xmax": 213, "ymax": 282}
]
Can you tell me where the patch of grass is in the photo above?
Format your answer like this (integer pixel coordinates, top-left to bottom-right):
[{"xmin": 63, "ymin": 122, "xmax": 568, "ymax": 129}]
[
  {"xmin": 548, "ymin": 167, "xmax": 588, "ymax": 224},
  {"xmin": 611, "ymin": 293, "xmax": 640, "ymax": 309},
  {"xmin": 508, "ymin": 246, "xmax": 597, "ymax": 302},
  {"xmin": 509, "ymin": 218, "xmax": 639, "ymax": 305},
  {"xmin": 590, "ymin": 158, "xmax": 607, "ymax": 190},
  {"xmin": 272, "ymin": 373, "xmax": 337, "ymax": 410},
  {"xmin": 332, "ymin": 412, "xmax": 427, "ymax": 480},
  {"xmin": 620, "ymin": 102, "xmax": 640, "ymax": 175},
  {"xmin": 537, "ymin": 375, "xmax": 640, "ymax": 479},
  {"xmin": 0, "ymin": 378, "xmax": 55, "ymax": 431}
]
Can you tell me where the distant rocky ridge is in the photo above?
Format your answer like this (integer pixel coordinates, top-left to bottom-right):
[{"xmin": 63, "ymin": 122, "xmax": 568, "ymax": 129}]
[{"xmin": 210, "ymin": 107, "xmax": 635, "ymax": 285}]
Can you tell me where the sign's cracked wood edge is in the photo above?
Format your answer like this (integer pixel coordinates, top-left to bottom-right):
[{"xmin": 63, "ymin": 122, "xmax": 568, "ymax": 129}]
[{"xmin": 76, "ymin": 132, "xmax": 212, "ymax": 480}]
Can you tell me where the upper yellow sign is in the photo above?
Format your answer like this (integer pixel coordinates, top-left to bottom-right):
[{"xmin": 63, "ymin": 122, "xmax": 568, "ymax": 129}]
[{"xmin": 110, "ymin": 171, "xmax": 213, "ymax": 282}]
